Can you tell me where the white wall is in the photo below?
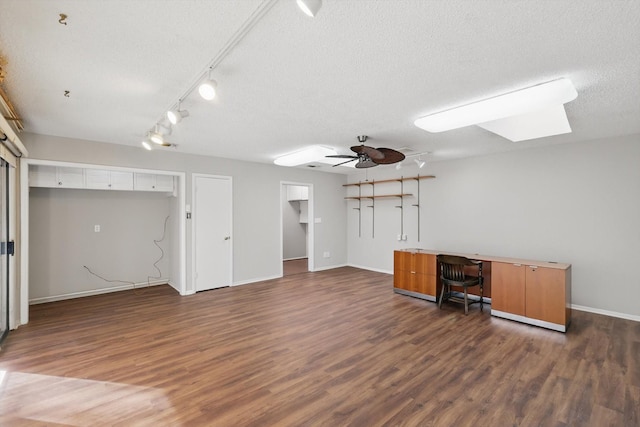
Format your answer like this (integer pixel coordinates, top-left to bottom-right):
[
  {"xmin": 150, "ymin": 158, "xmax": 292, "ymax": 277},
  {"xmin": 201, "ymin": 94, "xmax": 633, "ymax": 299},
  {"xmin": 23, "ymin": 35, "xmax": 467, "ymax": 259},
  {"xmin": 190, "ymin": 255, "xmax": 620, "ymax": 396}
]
[
  {"xmin": 347, "ymin": 134, "xmax": 640, "ymax": 318},
  {"xmin": 22, "ymin": 132, "xmax": 347, "ymax": 292},
  {"xmin": 29, "ymin": 188, "xmax": 172, "ymax": 301}
]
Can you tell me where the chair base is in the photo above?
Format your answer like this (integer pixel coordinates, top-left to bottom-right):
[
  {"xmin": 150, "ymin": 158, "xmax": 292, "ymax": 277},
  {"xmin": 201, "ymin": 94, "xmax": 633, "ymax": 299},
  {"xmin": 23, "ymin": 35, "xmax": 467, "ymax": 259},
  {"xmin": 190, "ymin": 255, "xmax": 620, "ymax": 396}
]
[{"xmin": 438, "ymin": 287, "xmax": 484, "ymax": 315}]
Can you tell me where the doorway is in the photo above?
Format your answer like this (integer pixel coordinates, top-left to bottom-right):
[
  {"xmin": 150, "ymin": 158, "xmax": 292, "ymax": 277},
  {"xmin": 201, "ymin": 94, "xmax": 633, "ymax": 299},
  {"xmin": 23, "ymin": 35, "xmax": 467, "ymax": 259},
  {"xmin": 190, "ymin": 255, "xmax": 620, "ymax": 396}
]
[
  {"xmin": 281, "ymin": 183, "xmax": 313, "ymax": 276},
  {"xmin": 0, "ymin": 159, "xmax": 8, "ymax": 344},
  {"xmin": 192, "ymin": 174, "xmax": 233, "ymax": 291}
]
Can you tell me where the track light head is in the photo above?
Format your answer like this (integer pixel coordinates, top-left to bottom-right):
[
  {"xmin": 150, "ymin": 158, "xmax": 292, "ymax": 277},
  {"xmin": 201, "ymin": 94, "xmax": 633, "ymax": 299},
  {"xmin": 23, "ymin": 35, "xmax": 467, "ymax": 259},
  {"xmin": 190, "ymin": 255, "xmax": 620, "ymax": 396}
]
[
  {"xmin": 142, "ymin": 141, "xmax": 152, "ymax": 151},
  {"xmin": 199, "ymin": 79, "xmax": 217, "ymax": 100},
  {"xmin": 297, "ymin": 0, "xmax": 322, "ymax": 17},
  {"xmin": 395, "ymin": 162, "xmax": 403, "ymax": 170},
  {"xmin": 415, "ymin": 159, "xmax": 426, "ymax": 169},
  {"xmin": 167, "ymin": 108, "xmax": 189, "ymax": 125},
  {"xmin": 149, "ymin": 131, "xmax": 164, "ymax": 145}
]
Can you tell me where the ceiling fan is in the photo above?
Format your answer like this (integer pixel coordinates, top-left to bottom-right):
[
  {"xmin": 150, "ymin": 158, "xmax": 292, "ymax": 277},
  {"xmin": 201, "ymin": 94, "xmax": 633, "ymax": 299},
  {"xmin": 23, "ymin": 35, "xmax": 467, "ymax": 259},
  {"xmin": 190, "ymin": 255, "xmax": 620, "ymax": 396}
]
[{"xmin": 326, "ymin": 136, "xmax": 406, "ymax": 168}]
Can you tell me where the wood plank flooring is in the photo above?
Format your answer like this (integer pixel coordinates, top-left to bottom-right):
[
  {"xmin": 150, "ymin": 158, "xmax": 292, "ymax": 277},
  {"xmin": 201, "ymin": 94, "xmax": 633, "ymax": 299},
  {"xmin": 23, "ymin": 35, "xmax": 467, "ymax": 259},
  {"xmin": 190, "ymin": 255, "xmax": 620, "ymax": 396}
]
[
  {"xmin": 283, "ymin": 258, "xmax": 308, "ymax": 276},
  {"xmin": 0, "ymin": 267, "xmax": 638, "ymax": 426}
]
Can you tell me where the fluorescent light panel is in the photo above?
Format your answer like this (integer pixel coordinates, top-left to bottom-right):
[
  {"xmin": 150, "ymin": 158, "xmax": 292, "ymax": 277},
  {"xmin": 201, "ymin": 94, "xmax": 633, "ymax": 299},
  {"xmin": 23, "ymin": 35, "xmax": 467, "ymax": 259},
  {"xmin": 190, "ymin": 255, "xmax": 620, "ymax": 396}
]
[
  {"xmin": 297, "ymin": 0, "xmax": 322, "ymax": 17},
  {"xmin": 478, "ymin": 104, "xmax": 572, "ymax": 142},
  {"xmin": 274, "ymin": 146, "xmax": 336, "ymax": 167},
  {"xmin": 414, "ymin": 78, "xmax": 577, "ymax": 133}
]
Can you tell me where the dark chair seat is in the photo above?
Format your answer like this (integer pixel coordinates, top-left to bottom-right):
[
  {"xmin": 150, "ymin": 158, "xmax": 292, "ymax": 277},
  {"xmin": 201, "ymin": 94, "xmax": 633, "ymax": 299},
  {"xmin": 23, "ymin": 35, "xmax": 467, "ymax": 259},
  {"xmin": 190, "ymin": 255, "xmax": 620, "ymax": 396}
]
[{"xmin": 437, "ymin": 254, "xmax": 484, "ymax": 315}]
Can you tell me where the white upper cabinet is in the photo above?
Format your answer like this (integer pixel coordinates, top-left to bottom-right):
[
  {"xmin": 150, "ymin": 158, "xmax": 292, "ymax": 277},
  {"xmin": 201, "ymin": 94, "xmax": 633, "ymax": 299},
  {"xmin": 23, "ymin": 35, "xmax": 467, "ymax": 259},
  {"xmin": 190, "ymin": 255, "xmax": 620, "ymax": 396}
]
[
  {"xmin": 134, "ymin": 173, "xmax": 174, "ymax": 192},
  {"xmin": 287, "ymin": 185, "xmax": 309, "ymax": 201},
  {"xmin": 85, "ymin": 169, "xmax": 134, "ymax": 190},
  {"xmin": 30, "ymin": 165, "xmax": 173, "ymax": 194},
  {"xmin": 29, "ymin": 165, "xmax": 85, "ymax": 189}
]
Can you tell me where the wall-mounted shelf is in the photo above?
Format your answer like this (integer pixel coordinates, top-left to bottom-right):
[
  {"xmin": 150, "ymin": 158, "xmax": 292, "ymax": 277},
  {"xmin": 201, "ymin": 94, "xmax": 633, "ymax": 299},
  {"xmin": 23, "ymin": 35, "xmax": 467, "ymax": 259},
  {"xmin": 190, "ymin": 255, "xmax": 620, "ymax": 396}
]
[
  {"xmin": 345, "ymin": 194, "xmax": 413, "ymax": 200},
  {"xmin": 343, "ymin": 175, "xmax": 435, "ymax": 187},
  {"xmin": 344, "ymin": 174, "xmax": 435, "ymax": 240}
]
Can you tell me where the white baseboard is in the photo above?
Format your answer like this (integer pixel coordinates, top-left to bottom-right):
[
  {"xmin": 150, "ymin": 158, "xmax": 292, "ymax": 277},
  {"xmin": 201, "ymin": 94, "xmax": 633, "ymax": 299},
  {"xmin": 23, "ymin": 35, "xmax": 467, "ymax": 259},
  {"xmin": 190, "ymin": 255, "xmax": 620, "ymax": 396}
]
[
  {"xmin": 29, "ymin": 279, "xmax": 169, "ymax": 305},
  {"xmin": 312, "ymin": 263, "xmax": 348, "ymax": 272},
  {"xmin": 233, "ymin": 274, "xmax": 281, "ymax": 287},
  {"xmin": 347, "ymin": 263, "xmax": 393, "ymax": 275},
  {"xmin": 572, "ymin": 304, "xmax": 640, "ymax": 323}
]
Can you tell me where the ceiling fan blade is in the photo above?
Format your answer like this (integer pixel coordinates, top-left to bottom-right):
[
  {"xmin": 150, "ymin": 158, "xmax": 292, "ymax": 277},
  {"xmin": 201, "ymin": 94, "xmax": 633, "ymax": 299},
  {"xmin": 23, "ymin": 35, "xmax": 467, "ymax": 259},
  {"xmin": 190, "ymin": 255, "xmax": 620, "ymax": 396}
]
[
  {"xmin": 350, "ymin": 145, "xmax": 384, "ymax": 160},
  {"xmin": 355, "ymin": 159, "xmax": 378, "ymax": 168},
  {"xmin": 326, "ymin": 155, "xmax": 358, "ymax": 159},
  {"xmin": 372, "ymin": 148, "xmax": 405, "ymax": 164},
  {"xmin": 332, "ymin": 158, "xmax": 358, "ymax": 167}
]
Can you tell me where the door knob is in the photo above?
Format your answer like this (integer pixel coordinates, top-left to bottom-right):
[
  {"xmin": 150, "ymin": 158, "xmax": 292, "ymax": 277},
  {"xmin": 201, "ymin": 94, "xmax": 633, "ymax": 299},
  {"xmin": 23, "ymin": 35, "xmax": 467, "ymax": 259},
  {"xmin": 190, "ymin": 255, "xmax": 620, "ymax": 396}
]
[{"xmin": 224, "ymin": 236, "xmax": 231, "ymax": 240}]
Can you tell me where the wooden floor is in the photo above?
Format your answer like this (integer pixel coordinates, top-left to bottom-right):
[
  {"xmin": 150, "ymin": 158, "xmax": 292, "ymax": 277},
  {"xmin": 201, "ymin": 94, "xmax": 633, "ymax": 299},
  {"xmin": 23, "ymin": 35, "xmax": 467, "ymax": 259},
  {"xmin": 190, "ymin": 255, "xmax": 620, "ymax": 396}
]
[
  {"xmin": 283, "ymin": 258, "xmax": 308, "ymax": 276},
  {"xmin": 0, "ymin": 267, "xmax": 638, "ymax": 426}
]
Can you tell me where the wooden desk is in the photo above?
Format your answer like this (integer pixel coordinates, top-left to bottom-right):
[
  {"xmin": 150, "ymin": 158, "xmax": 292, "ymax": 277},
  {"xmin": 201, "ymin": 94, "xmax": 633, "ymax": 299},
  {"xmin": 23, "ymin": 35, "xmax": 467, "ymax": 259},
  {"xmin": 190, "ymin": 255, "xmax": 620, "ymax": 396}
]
[{"xmin": 394, "ymin": 249, "xmax": 571, "ymax": 332}]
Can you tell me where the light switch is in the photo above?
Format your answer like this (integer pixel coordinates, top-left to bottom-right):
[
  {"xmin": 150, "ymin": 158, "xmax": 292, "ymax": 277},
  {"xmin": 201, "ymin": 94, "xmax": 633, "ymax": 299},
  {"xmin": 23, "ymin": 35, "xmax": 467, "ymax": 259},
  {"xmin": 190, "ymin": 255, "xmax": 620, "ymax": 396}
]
[{"xmin": 94, "ymin": 225, "xmax": 101, "ymax": 232}]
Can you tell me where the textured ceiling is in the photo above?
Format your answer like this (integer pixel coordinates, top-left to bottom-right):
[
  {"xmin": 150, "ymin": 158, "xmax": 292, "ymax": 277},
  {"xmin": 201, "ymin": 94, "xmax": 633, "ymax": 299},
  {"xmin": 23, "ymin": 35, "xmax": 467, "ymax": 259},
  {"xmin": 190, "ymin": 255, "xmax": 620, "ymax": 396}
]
[{"xmin": 1, "ymin": 0, "xmax": 639, "ymax": 173}]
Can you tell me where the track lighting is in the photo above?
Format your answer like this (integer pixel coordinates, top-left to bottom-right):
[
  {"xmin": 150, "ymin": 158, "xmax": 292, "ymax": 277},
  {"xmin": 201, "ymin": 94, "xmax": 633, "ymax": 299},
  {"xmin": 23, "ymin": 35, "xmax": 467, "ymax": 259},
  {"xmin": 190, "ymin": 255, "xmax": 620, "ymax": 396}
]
[
  {"xmin": 395, "ymin": 162, "xmax": 403, "ymax": 170},
  {"xmin": 150, "ymin": 123, "xmax": 174, "ymax": 145},
  {"xmin": 167, "ymin": 102, "xmax": 189, "ymax": 124},
  {"xmin": 149, "ymin": 131, "xmax": 163, "ymax": 145},
  {"xmin": 415, "ymin": 158, "xmax": 425, "ymax": 168},
  {"xmin": 199, "ymin": 69, "xmax": 217, "ymax": 100},
  {"xmin": 142, "ymin": 141, "xmax": 152, "ymax": 151},
  {"xmin": 297, "ymin": 0, "xmax": 322, "ymax": 17}
]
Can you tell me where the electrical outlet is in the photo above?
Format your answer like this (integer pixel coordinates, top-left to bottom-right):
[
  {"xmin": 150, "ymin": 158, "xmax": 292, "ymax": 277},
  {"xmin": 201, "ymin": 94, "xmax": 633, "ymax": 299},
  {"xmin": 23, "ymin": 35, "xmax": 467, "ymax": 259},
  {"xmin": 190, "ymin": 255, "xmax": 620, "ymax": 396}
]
[
  {"xmin": 323, "ymin": 251, "xmax": 330, "ymax": 258},
  {"xmin": 94, "ymin": 225, "xmax": 101, "ymax": 232},
  {"xmin": 397, "ymin": 234, "xmax": 402, "ymax": 241}
]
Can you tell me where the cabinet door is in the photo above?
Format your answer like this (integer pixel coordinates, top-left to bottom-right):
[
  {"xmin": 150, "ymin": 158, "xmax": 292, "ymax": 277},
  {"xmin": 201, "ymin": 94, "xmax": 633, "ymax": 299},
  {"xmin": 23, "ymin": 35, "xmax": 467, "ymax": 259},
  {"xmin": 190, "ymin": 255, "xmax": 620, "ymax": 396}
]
[
  {"xmin": 85, "ymin": 169, "xmax": 111, "ymax": 190},
  {"xmin": 110, "ymin": 171, "xmax": 134, "ymax": 190},
  {"xmin": 415, "ymin": 274, "xmax": 436, "ymax": 297},
  {"xmin": 525, "ymin": 266, "xmax": 566, "ymax": 325},
  {"xmin": 57, "ymin": 167, "xmax": 85, "ymax": 188},
  {"xmin": 491, "ymin": 262, "xmax": 526, "ymax": 316},
  {"xmin": 299, "ymin": 200, "xmax": 308, "ymax": 223},
  {"xmin": 134, "ymin": 173, "xmax": 155, "ymax": 191},
  {"xmin": 29, "ymin": 165, "xmax": 57, "ymax": 187},
  {"xmin": 154, "ymin": 175, "xmax": 174, "ymax": 192},
  {"xmin": 394, "ymin": 269, "xmax": 409, "ymax": 290}
]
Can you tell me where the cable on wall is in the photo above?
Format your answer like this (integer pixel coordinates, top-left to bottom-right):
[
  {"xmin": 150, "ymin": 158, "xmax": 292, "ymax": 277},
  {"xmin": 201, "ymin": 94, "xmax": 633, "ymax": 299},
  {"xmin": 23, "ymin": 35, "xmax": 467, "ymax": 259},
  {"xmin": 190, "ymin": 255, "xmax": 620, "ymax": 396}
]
[{"xmin": 83, "ymin": 215, "xmax": 170, "ymax": 294}]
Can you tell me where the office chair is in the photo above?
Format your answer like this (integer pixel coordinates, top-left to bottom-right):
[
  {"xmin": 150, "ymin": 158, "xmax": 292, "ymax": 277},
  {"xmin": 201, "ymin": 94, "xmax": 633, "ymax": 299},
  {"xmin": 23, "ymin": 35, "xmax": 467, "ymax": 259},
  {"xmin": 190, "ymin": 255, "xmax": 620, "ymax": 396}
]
[{"xmin": 437, "ymin": 254, "xmax": 484, "ymax": 315}]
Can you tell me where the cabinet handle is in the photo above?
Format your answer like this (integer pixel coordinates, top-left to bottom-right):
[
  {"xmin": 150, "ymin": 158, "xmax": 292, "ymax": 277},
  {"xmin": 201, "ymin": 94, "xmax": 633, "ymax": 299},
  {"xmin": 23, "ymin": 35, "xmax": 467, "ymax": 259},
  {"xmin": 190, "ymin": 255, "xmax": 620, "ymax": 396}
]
[
  {"xmin": 513, "ymin": 263, "xmax": 522, "ymax": 267},
  {"xmin": 410, "ymin": 271, "xmax": 416, "ymax": 274},
  {"xmin": 528, "ymin": 265, "xmax": 538, "ymax": 270}
]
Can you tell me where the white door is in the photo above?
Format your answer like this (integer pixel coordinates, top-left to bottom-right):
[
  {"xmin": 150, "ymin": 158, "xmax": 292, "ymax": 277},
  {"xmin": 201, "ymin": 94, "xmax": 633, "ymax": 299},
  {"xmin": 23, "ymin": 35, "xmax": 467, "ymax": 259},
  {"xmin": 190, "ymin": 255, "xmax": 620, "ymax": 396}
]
[{"xmin": 193, "ymin": 175, "xmax": 232, "ymax": 291}]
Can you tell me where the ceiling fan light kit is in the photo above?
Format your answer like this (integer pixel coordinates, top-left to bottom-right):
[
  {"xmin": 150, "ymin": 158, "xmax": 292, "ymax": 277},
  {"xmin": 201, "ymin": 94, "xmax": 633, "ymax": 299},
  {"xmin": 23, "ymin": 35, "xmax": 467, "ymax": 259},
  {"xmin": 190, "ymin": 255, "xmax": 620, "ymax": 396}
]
[{"xmin": 414, "ymin": 78, "xmax": 577, "ymax": 141}]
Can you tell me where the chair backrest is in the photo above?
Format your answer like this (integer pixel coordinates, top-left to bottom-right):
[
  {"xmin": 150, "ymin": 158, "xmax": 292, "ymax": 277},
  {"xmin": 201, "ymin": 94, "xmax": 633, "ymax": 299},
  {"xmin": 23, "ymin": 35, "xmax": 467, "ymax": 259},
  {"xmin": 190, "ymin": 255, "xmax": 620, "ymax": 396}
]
[{"xmin": 437, "ymin": 255, "xmax": 478, "ymax": 281}]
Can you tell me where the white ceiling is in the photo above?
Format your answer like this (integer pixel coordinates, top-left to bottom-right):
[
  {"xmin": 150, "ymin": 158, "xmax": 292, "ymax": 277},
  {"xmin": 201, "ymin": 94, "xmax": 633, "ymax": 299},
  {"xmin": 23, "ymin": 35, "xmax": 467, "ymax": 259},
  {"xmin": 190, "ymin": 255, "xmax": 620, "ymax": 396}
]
[{"xmin": 1, "ymin": 0, "xmax": 639, "ymax": 173}]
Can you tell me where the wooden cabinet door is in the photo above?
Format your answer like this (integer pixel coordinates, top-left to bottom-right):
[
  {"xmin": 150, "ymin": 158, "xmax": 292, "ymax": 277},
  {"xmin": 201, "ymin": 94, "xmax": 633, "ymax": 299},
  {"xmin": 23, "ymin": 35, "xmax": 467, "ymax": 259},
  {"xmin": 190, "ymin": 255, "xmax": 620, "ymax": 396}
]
[
  {"xmin": 415, "ymin": 274, "xmax": 436, "ymax": 297},
  {"xmin": 525, "ymin": 266, "xmax": 566, "ymax": 325},
  {"xmin": 491, "ymin": 262, "xmax": 526, "ymax": 316}
]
